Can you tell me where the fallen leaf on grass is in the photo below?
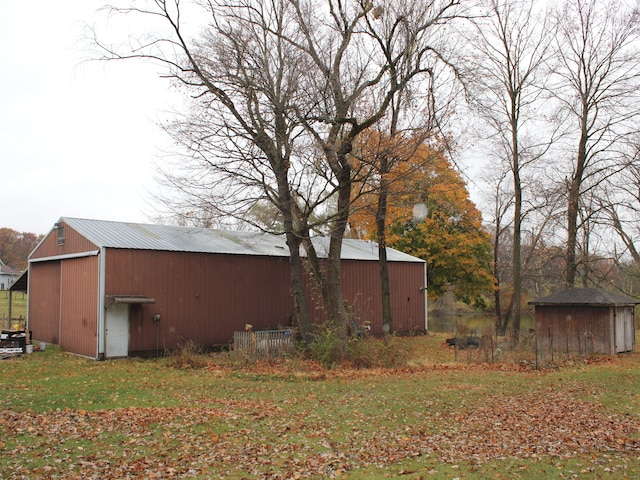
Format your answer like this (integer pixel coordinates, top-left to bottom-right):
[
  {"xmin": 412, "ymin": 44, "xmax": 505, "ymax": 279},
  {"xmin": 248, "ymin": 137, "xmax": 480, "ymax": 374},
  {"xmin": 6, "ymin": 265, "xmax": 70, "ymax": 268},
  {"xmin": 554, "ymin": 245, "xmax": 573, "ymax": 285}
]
[{"xmin": 1, "ymin": 381, "xmax": 639, "ymax": 478}]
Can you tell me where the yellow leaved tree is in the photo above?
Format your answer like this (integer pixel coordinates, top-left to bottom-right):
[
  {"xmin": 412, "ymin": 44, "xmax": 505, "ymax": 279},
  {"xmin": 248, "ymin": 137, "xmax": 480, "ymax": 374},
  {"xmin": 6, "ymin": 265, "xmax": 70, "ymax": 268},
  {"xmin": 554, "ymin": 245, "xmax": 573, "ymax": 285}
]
[{"xmin": 350, "ymin": 135, "xmax": 494, "ymax": 308}]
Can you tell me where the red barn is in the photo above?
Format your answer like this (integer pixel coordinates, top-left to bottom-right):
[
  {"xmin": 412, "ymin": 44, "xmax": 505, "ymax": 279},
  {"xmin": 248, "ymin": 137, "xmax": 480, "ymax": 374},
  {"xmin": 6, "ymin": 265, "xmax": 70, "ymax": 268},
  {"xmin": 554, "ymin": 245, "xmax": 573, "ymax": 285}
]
[{"xmin": 26, "ymin": 217, "xmax": 426, "ymax": 359}]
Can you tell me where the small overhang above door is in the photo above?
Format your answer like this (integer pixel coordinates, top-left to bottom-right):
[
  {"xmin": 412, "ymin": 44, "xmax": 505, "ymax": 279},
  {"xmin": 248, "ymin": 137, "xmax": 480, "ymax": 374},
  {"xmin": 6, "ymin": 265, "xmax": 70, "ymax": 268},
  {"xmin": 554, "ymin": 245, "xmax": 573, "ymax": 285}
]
[{"xmin": 105, "ymin": 295, "xmax": 156, "ymax": 307}]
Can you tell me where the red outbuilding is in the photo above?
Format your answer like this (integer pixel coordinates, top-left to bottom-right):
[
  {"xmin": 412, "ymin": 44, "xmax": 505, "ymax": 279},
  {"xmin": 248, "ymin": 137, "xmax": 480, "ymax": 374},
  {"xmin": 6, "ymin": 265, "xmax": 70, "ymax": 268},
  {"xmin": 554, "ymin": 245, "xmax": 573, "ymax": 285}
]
[{"xmin": 26, "ymin": 217, "xmax": 427, "ymax": 359}]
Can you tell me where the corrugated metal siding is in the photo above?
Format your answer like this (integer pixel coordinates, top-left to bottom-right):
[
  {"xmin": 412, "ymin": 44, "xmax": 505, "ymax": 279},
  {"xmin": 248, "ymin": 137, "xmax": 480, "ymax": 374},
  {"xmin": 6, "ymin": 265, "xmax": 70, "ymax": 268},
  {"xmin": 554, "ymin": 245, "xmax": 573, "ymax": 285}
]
[
  {"xmin": 341, "ymin": 260, "xmax": 381, "ymax": 330},
  {"xmin": 106, "ymin": 249, "xmax": 294, "ymax": 352},
  {"xmin": 535, "ymin": 305, "xmax": 614, "ymax": 355},
  {"xmin": 340, "ymin": 260, "xmax": 425, "ymax": 333},
  {"xmin": 28, "ymin": 262, "xmax": 61, "ymax": 343},
  {"xmin": 389, "ymin": 262, "xmax": 426, "ymax": 332},
  {"xmin": 59, "ymin": 256, "xmax": 99, "ymax": 358},
  {"xmin": 30, "ymin": 222, "xmax": 99, "ymax": 259},
  {"xmin": 105, "ymin": 248, "xmax": 425, "ymax": 352}
]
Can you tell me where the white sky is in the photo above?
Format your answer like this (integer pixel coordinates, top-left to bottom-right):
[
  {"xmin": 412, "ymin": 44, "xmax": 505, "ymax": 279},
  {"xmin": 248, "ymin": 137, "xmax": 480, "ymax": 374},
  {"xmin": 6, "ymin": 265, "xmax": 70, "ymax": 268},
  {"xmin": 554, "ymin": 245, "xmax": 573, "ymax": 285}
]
[
  {"xmin": 1, "ymin": 1, "xmax": 175, "ymax": 235},
  {"xmin": 1, "ymin": 1, "xmax": 488, "ymax": 237}
]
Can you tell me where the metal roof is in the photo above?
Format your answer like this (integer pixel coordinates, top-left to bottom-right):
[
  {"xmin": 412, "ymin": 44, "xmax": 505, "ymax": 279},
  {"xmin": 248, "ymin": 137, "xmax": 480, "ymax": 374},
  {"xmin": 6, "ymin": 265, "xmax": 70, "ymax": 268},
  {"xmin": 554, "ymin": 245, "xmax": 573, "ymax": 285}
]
[
  {"xmin": 9, "ymin": 270, "xmax": 28, "ymax": 292},
  {"xmin": 59, "ymin": 217, "xmax": 424, "ymax": 263},
  {"xmin": 529, "ymin": 288, "xmax": 640, "ymax": 306}
]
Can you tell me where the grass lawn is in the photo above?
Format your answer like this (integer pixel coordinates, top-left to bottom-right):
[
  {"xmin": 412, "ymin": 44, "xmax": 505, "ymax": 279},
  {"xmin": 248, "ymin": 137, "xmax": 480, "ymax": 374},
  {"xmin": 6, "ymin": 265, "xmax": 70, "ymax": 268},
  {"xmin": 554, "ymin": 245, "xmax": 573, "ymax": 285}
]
[{"xmin": 1, "ymin": 333, "xmax": 639, "ymax": 479}]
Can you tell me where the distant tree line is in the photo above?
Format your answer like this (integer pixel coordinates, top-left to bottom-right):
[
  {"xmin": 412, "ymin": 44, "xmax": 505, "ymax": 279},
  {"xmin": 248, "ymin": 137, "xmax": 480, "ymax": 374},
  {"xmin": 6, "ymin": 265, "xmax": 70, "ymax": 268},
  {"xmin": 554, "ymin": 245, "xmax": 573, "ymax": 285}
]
[{"xmin": 0, "ymin": 228, "xmax": 42, "ymax": 271}]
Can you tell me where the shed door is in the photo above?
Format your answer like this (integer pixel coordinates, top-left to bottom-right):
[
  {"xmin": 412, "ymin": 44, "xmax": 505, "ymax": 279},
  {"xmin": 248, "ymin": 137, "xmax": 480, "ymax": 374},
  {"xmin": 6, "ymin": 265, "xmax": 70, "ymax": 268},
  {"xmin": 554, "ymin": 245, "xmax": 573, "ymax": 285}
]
[
  {"xmin": 615, "ymin": 307, "xmax": 634, "ymax": 353},
  {"xmin": 106, "ymin": 304, "xmax": 130, "ymax": 358}
]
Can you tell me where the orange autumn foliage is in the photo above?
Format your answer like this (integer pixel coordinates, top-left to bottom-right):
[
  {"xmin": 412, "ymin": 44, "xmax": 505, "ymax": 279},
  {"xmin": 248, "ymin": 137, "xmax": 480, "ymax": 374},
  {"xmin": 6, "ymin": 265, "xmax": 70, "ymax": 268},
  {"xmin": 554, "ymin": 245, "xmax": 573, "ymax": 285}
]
[{"xmin": 350, "ymin": 136, "xmax": 494, "ymax": 307}]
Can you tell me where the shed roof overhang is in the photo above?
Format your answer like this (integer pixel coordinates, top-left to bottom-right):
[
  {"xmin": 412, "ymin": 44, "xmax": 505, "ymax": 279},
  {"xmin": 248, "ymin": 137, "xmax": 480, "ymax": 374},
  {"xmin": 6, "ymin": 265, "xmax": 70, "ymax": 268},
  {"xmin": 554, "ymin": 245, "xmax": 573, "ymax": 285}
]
[
  {"xmin": 105, "ymin": 295, "xmax": 156, "ymax": 307},
  {"xmin": 528, "ymin": 287, "xmax": 640, "ymax": 306},
  {"xmin": 9, "ymin": 270, "xmax": 28, "ymax": 292}
]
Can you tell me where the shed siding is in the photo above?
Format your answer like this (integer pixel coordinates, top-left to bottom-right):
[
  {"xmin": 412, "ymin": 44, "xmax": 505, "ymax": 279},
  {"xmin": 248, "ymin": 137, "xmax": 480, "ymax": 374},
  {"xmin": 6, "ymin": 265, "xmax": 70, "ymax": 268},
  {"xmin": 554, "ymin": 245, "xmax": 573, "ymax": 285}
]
[
  {"xmin": 340, "ymin": 260, "xmax": 380, "ymax": 329},
  {"xmin": 29, "ymin": 221, "xmax": 426, "ymax": 357},
  {"xmin": 59, "ymin": 256, "xmax": 99, "ymax": 358},
  {"xmin": 28, "ymin": 261, "xmax": 61, "ymax": 343},
  {"xmin": 389, "ymin": 262, "xmax": 426, "ymax": 332},
  {"xmin": 535, "ymin": 305, "xmax": 614, "ymax": 355},
  {"xmin": 104, "ymin": 249, "xmax": 425, "ymax": 353}
]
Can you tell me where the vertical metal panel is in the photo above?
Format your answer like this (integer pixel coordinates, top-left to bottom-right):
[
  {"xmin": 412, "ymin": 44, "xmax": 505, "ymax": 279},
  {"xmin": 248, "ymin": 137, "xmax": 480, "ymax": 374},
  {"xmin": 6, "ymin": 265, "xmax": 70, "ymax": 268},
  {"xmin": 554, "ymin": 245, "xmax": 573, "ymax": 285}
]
[
  {"xmin": 28, "ymin": 262, "xmax": 61, "ymax": 343},
  {"xmin": 388, "ymin": 262, "xmax": 426, "ymax": 333},
  {"xmin": 340, "ymin": 260, "xmax": 382, "ymax": 331},
  {"xmin": 106, "ymin": 249, "xmax": 294, "ymax": 352},
  {"xmin": 59, "ymin": 256, "xmax": 99, "ymax": 358},
  {"xmin": 334, "ymin": 260, "xmax": 426, "ymax": 334}
]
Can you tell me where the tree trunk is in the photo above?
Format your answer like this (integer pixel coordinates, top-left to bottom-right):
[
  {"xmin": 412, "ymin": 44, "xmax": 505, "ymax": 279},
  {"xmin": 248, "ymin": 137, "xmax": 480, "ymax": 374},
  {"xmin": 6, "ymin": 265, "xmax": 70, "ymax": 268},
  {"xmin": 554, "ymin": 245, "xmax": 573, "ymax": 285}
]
[
  {"xmin": 276, "ymin": 172, "xmax": 314, "ymax": 343},
  {"xmin": 511, "ymin": 178, "xmax": 522, "ymax": 345},
  {"xmin": 511, "ymin": 104, "xmax": 522, "ymax": 345},
  {"xmin": 377, "ymin": 158, "xmax": 392, "ymax": 334},
  {"xmin": 566, "ymin": 113, "xmax": 588, "ymax": 288},
  {"xmin": 566, "ymin": 186, "xmax": 579, "ymax": 287},
  {"xmin": 326, "ymin": 159, "xmax": 351, "ymax": 340},
  {"xmin": 493, "ymin": 216, "xmax": 506, "ymax": 335},
  {"xmin": 285, "ymin": 231, "xmax": 313, "ymax": 343}
]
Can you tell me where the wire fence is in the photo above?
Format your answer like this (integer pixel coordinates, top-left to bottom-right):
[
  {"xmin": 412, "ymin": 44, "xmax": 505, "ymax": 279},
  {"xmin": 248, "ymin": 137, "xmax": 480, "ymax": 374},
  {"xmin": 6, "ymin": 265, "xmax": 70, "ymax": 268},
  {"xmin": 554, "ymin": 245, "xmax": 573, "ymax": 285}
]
[
  {"xmin": 233, "ymin": 329, "xmax": 295, "ymax": 360},
  {"xmin": 446, "ymin": 329, "xmax": 631, "ymax": 368}
]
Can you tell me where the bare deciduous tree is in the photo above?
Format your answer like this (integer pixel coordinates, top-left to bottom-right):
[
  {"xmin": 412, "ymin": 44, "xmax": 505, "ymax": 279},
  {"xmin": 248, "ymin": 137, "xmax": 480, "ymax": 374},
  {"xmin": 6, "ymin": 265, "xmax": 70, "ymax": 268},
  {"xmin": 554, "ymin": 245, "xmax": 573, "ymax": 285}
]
[
  {"xmin": 92, "ymin": 0, "xmax": 463, "ymax": 345},
  {"xmin": 551, "ymin": 0, "xmax": 640, "ymax": 287},
  {"xmin": 464, "ymin": 0, "xmax": 555, "ymax": 342}
]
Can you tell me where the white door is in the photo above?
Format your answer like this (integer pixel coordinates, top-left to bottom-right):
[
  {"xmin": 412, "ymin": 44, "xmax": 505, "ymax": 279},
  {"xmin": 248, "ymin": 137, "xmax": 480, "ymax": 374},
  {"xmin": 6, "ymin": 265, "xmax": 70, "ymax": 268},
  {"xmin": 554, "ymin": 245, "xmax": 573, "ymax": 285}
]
[
  {"xmin": 625, "ymin": 309, "xmax": 636, "ymax": 352},
  {"xmin": 615, "ymin": 307, "xmax": 634, "ymax": 353},
  {"xmin": 106, "ymin": 304, "xmax": 130, "ymax": 358}
]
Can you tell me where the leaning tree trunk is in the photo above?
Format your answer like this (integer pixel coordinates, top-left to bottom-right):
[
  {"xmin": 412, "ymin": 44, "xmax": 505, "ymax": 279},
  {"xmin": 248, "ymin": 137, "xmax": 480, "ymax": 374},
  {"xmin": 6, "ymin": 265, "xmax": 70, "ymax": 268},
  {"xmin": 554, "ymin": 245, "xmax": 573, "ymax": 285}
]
[{"xmin": 276, "ymin": 172, "xmax": 314, "ymax": 343}]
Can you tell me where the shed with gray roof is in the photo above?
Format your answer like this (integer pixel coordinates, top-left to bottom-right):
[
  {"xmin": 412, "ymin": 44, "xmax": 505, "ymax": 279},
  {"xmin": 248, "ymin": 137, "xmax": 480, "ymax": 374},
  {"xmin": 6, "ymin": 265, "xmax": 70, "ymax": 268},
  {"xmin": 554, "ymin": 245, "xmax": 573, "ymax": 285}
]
[
  {"xmin": 26, "ymin": 217, "xmax": 426, "ymax": 359},
  {"xmin": 529, "ymin": 288, "xmax": 639, "ymax": 356}
]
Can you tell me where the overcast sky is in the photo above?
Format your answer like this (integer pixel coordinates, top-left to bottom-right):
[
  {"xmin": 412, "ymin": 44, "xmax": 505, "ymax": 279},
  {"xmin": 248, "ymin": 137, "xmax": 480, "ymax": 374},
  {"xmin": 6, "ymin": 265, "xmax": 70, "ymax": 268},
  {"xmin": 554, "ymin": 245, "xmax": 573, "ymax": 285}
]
[
  {"xmin": 1, "ymin": 1, "xmax": 175, "ymax": 235},
  {"xmin": 1, "ymin": 1, "xmax": 487, "ymax": 237}
]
